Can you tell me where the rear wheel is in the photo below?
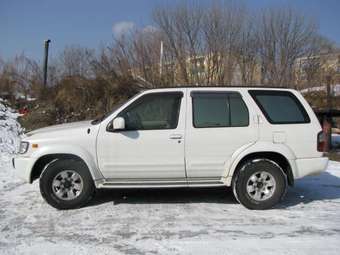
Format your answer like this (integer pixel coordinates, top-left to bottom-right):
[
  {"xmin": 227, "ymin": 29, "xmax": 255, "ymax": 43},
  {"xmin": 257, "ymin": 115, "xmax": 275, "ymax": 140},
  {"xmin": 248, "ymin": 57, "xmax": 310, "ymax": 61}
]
[
  {"xmin": 232, "ymin": 159, "xmax": 287, "ymax": 210},
  {"xmin": 39, "ymin": 159, "xmax": 95, "ymax": 209}
]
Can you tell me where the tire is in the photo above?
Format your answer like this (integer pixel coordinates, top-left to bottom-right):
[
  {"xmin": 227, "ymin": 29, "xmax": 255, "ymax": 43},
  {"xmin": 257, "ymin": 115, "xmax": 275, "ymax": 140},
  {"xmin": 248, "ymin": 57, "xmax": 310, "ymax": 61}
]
[
  {"xmin": 39, "ymin": 159, "xmax": 95, "ymax": 210},
  {"xmin": 232, "ymin": 159, "xmax": 287, "ymax": 210}
]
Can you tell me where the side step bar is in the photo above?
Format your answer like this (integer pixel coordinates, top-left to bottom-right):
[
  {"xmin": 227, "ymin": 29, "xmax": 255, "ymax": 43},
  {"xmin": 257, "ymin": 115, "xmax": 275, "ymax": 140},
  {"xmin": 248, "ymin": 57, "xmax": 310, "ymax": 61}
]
[{"xmin": 95, "ymin": 178, "xmax": 226, "ymax": 189}]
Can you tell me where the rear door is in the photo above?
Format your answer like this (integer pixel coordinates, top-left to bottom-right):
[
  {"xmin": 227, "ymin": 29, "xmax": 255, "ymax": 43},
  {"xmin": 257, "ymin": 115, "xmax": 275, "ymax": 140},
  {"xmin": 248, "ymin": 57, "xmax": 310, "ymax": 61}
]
[{"xmin": 185, "ymin": 89, "xmax": 258, "ymax": 179}]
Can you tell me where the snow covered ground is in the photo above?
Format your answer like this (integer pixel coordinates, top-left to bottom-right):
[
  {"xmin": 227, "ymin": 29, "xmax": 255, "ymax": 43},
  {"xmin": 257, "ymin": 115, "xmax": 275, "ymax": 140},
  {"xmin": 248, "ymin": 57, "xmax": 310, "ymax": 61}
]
[
  {"xmin": 1, "ymin": 99, "xmax": 340, "ymax": 254},
  {"xmin": 0, "ymin": 160, "xmax": 340, "ymax": 255}
]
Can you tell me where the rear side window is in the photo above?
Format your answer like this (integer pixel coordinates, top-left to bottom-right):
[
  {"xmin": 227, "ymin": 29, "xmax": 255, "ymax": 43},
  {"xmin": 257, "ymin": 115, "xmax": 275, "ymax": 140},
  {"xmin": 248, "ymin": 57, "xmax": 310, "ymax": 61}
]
[
  {"xmin": 249, "ymin": 90, "xmax": 310, "ymax": 124},
  {"xmin": 192, "ymin": 92, "xmax": 249, "ymax": 128},
  {"xmin": 229, "ymin": 94, "xmax": 249, "ymax": 127}
]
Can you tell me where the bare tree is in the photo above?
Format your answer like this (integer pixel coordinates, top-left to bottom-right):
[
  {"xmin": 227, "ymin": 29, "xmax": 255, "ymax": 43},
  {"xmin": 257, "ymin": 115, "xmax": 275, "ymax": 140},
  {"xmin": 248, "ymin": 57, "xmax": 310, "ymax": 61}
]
[
  {"xmin": 0, "ymin": 61, "xmax": 16, "ymax": 100},
  {"xmin": 59, "ymin": 45, "xmax": 95, "ymax": 78},
  {"xmin": 256, "ymin": 7, "xmax": 319, "ymax": 87},
  {"xmin": 235, "ymin": 15, "xmax": 260, "ymax": 85},
  {"xmin": 1, "ymin": 54, "xmax": 42, "ymax": 99},
  {"xmin": 153, "ymin": 1, "xmax": 246, "ymax": 86},
  {"xmin": 295, "ymin": 35, "xmax": 335, "ymax": 89},
  {"xmin": 131, "ymin": 28, "xmax": 163, "ymax": 86},
  {"xmin": 153, "ymin": 2, "xmax": 204, "ymax": 85},
  {"xmin": 203, "ymin": 2, "xmax": 245, "ymax": 85}
]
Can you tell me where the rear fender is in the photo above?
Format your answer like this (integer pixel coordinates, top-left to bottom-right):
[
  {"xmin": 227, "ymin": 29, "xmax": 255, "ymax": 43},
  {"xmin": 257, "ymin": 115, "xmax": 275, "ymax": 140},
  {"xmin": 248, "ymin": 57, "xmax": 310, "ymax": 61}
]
[{"xmin": 223, "ymin": 142, "xmax": 297, "ymax": 184}]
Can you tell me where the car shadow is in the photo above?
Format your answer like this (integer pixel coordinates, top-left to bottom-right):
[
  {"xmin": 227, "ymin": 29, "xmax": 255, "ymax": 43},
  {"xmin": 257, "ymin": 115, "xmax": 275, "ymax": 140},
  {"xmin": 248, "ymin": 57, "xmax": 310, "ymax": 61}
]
[
  {"xmin": 278, "ymin": 171, "xmax": 340, "ymax": 208},
  {"xmin": 87, "ymin": 186, "xmax": 237, "ymax": 207},
  {"xmin": 86, "ymin": 171, "xmax": 340, "ymax": 209}
]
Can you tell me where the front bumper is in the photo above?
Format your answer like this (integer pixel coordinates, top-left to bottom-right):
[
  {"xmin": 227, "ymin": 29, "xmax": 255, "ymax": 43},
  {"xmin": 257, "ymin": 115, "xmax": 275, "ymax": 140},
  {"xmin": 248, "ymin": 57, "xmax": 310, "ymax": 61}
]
[
  {"xmin": 294, "ymin": 157, "xmax": 329, "ymax": 179},
  {"xmin": 12, "ymin": 155, "xmax": 37, "ymax": 183}
]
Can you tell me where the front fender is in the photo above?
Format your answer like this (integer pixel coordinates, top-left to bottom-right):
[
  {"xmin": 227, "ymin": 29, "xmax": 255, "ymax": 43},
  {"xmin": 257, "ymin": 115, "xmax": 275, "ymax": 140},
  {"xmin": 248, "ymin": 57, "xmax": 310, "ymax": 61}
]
[{"xmin": 30, "ymin": 145, "xmax": 104, "ymax": 181}]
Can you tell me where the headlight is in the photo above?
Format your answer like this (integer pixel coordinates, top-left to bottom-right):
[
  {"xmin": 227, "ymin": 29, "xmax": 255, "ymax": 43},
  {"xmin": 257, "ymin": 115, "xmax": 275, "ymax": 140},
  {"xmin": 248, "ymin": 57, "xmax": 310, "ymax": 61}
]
[{"xmin": 19, "ymin": 141, "xmax": 29, "ymax": 154}]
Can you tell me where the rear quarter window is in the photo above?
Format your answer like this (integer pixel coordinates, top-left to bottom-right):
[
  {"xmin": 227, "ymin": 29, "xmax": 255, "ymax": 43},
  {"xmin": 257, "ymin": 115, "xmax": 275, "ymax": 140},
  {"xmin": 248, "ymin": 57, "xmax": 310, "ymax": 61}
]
[{"xmin": 249, "ymin": 90, "xmax": 310, "ymax": 124}]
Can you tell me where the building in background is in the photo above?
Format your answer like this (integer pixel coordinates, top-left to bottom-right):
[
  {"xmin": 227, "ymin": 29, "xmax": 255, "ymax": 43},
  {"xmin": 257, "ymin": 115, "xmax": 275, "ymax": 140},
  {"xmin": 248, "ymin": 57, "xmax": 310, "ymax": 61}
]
[{"xmin": 295, "ymin": 49, "xmax": 340, "ymax": 90}]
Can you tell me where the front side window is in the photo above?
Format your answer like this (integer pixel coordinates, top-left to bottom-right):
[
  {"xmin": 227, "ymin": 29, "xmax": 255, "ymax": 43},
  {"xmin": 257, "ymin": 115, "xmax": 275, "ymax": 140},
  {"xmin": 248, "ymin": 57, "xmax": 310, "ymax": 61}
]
[
  {"xmin": 192, "ymin": 92, "xmax": 249, "ymax": 128},
  {"xmin": 118, "ymin": 92, "xmax": 182, "ymax": 130},
  {"xmin": 249, "ymin": 90, "xmax": 310, "ymax": 124}
]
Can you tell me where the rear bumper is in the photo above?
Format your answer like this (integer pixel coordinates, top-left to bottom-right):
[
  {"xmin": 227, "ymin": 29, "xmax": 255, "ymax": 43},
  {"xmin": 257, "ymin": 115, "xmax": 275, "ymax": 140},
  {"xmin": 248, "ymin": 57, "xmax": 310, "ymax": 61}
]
[
  {"xmin": 294, "ymin": 157, "xmax": 328, "ymax": 179},
  {"xmin": 12, "ymin": 155, "xmax": 36, "ymax": 183}
]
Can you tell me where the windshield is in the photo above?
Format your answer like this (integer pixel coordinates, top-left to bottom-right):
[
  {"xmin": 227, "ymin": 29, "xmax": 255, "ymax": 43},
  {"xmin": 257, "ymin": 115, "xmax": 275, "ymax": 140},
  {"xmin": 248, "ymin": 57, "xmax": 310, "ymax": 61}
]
[{"xmin": 91, "ymin": 92, "xmax": 142, "ymax": 125}]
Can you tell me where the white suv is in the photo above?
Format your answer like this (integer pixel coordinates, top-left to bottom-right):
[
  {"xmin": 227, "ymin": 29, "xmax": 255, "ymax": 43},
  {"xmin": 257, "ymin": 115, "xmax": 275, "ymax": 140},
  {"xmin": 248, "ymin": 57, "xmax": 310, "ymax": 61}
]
[{"xmin": 13, "ymin": 87, "xmax": 329, "ymax": 210}]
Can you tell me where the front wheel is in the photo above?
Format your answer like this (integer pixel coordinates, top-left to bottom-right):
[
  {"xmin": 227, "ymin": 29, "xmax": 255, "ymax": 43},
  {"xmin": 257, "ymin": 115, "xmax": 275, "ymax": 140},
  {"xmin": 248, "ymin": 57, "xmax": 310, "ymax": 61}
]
[
  {"xmin": 39, "ymin": 159, "xmax": 95, "ymax": 210},
  {"xmin": 232, "ymin": 159, "xmax": 287, "ymax": 210}
]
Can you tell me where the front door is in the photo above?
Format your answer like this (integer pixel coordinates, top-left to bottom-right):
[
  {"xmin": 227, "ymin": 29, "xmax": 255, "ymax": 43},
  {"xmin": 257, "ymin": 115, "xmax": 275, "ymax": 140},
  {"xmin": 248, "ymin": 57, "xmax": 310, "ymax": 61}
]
[{"xmin": 97, "ymin": 90, "xmax": 186, "ymax": 180}]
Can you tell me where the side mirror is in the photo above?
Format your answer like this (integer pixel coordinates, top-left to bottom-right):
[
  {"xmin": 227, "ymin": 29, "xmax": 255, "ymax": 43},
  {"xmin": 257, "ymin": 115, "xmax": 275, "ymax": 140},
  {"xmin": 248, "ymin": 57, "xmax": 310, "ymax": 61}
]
[{"xmin": 113, "ymin": 117, "xmax": 125, "ymax": 130}]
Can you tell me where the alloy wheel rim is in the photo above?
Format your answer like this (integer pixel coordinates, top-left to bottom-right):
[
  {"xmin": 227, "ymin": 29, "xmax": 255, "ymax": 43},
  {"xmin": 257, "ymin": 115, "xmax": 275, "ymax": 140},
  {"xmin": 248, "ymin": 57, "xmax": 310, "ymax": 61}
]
[
  {"xmin": 52, "ymin": 170, "xmax": 83, "ymax": 201},
  {"xmin": 246, "ymin": 171, "xmax": 276, "ymax": 201}
]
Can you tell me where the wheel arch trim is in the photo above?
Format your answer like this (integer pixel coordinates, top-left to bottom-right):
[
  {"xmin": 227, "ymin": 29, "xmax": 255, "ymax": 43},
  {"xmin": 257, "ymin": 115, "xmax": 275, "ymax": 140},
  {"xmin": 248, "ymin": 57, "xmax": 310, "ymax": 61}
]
[
  {"xmin": 29, "ymin": 145, "xmax": 103, "ymax": 183},
  {"xmin": 225, "ymin": 142, "xmax": 297, "ymax": 186}
]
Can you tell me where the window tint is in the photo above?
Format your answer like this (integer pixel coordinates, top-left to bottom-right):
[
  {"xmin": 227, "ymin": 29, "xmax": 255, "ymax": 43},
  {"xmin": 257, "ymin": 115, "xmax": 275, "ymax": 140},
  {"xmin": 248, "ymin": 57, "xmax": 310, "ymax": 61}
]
[
  {"xmin": 230, "ymin": 94, "xmax": 249, "ymax": 127},
  {"xmin": 193, "ymin": 95, "xmax": 230, "ymax": 127},
  {"xmin": 249, "ymin": 90, "xmax": 310, "ymax": 124},
  {"xmin": 119, "ymin": 92, "xmax": 182, "ymax": 130},
  {"xmin": 192, "ymin": 92, "xmax": 249, "ymax": 128}
]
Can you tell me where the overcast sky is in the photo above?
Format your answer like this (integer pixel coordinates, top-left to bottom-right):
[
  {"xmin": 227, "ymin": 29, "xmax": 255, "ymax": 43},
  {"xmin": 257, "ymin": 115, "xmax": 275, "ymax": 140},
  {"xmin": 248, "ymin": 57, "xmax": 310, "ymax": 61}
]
[{"xmin": 1, "ymin": 0, "xmax": 339, "ymax": 63}]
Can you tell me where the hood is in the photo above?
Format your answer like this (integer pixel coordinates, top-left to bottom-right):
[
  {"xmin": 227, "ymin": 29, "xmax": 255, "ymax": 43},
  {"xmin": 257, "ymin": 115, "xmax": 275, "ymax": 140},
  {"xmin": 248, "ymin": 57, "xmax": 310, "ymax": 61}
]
[{"xmin": 26, "ymin": 120, "xmax": 93, "ymax": 137}]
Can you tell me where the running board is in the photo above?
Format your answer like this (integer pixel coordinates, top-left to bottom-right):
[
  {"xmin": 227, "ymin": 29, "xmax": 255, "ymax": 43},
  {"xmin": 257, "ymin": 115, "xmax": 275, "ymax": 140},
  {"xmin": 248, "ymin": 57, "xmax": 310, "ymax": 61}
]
[{"xmin": 95, "ymin": 178, "xmax": 226, "ymax": 189}]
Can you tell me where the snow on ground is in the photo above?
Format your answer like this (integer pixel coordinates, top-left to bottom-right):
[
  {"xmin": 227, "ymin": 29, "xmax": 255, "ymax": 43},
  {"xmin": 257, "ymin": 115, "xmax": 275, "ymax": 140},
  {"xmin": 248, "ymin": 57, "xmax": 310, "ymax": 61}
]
[
  {"xmin": 0, "ymin": 160, "xmax": 340, "ymax": 255},
  {"xmin": 1, "ymin": 99, "xmax": 340, "ymax": 254}
]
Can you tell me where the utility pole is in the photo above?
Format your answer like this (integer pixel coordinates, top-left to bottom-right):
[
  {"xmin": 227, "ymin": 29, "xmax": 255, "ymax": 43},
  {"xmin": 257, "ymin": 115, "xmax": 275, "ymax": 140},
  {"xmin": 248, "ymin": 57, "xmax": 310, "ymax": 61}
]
[
  {"xmin": 43, "ymin": 39, "xmax": 51, "ymax": 88},
  {"xmin": 326, "ymin": 75, "xmax": 332, "ymax": 111},
  {"xmin": 159, "ymin": 40, "xmax": 164, "ymax": 77},
  {"xmin": 324, "ymin": 75, "xmax": 332, "ymax": 152}
]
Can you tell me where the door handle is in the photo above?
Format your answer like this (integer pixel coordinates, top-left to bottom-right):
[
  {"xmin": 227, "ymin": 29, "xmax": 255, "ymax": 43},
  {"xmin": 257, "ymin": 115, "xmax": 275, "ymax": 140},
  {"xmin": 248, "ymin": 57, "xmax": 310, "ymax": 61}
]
[{"xmin": 169, "ymin": 134, "xmax": 183, "ymax": 139}]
